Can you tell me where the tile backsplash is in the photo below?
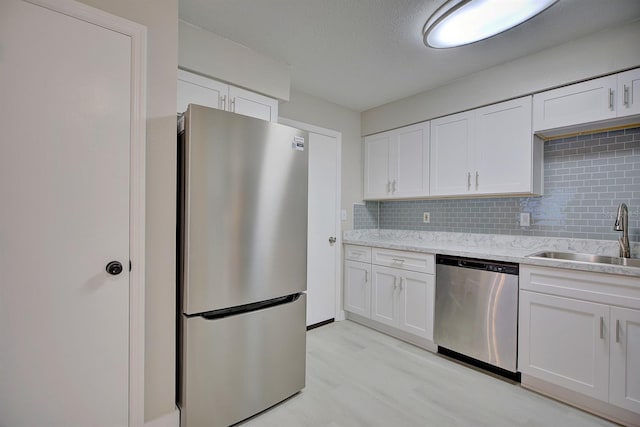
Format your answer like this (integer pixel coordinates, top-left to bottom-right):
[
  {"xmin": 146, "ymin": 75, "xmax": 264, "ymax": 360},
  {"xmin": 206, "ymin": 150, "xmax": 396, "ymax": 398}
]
[{"xmin": 354, "ymin": 127, "xmax": 640, "ymax": 242}]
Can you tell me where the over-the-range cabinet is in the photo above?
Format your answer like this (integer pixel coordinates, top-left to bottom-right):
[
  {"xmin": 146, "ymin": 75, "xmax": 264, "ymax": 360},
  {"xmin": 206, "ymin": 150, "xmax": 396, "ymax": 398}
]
[{"xmin": 177, "ymin": 105, "xmax": 309, "ymax": 427}]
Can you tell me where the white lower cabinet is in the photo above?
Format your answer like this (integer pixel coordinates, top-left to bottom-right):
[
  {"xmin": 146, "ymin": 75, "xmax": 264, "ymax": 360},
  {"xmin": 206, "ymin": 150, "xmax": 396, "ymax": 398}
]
[
  {"xmin": 344, "ymin": 260, "xmax": 371, "ymax": 318},
  {"xmin": 610, "ymin": 307, "xmax": 640, "ymax": 413},
  {"xmin": 344, "ymin": 245, "xmax": 435, "ymax": 343},
  {"xmin": 519, "ymin": 265, "xmax": 640, "ymax": 422},
  {"xmin": 398, "ymin": 269, "xmax": 435, "ymax": 339},
  {"xmin": 371, "ymin": 265, "xmax": 398, "ymax": 326},
  {"xmin": 519, "ymin": 291, "xmax": 610, "ymax": 401}
]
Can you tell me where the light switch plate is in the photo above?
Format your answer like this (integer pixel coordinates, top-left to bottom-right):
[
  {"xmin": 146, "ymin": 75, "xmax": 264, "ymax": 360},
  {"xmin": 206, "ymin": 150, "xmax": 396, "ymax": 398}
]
[
  {"xmin": 520, "ymin": 212, "xmax": 531, "ymax": 227},
  {"xmin": 341, "ymin": 209, "xmax": 347, "ymax": 221}
]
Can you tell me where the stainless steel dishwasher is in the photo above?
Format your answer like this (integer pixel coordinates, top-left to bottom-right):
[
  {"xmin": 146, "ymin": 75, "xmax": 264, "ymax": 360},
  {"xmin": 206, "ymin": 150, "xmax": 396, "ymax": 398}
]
[{"xmin": 434, "ymin": 255, "xmax": 519, "ymax": 374}]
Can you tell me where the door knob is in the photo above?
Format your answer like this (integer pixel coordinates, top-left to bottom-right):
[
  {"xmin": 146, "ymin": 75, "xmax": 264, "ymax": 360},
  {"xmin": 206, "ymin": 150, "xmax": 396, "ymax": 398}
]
[
  {"xmin": 106, "ymin": 261, "xmax": 123, "ymax": 276},
  {"xmin": 328, "ymin": 236, "xmax": 337, "ymax": 244}
]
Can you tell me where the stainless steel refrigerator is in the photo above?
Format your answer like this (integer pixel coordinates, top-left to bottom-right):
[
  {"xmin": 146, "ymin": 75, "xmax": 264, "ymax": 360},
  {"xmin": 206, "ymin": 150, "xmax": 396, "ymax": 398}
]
[{"xmin": 177, "ymin": 105, "xmax": 308, "ymax": 427}]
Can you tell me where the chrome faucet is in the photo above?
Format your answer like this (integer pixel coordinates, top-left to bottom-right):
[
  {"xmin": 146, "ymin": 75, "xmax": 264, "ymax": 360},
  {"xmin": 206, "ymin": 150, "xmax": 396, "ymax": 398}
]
[{"xmin": 614, "ymin": 203, "xmax": 630, "ymax": 258}]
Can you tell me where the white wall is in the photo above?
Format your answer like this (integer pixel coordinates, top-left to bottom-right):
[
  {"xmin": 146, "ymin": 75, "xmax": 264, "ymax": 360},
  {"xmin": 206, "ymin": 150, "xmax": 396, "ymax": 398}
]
[
  {"xmin": 76, "ymin": 0, "xmax": 178, "ymax": 422},
  {"xmin": 179, "ymin": 20, "xmax": 291, "ymax": 101},
  {"xmin": 279, "ymin": 90, "xmax": 363, "ymax": 230},
  {"xmin": 362, "ymin": 20, "xmax": 640, "ymax": 136}
]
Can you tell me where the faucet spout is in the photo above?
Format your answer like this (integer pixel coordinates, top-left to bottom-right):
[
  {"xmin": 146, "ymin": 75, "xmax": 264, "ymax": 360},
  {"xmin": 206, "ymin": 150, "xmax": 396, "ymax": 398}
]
[{"xmin": 614, "ymin": 203, "xmax": 630, "ymax": 258}]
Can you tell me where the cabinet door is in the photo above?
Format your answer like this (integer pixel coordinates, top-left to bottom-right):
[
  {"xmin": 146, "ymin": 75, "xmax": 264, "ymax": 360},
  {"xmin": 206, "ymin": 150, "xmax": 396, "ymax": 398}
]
[
  {"xmin": 532, "ymin": 75, "xmax": 617, "ymax": 132},
  {"xmin": 519, "ymin": 291, "xmax": 610, "ymax": 401},
  {"xmin": 610, "ymin": 307, "xmax": 640, "ymax": 413},
  {"xmin": 343, "ymin": 261, "xmax": 371, "ymax": 318},
  {"xmin": 617, "ymin": 68, "xmax": 640, "ymax": 117},
  {"xmin": 430, "ymin": 111, "xmax": 473, "ymax": 196},
  {"xmin": 177, "ymin": 69, "xmax": 227, "ymax": 114},
  {"xmin": 228, "ymin": 85, "xmax": 278, "ymax": 122},
  {"xmin": 390, "ymin": 122, "xmax": 430, "ymax": 199},
  {"xmin": 475, "ymin": 96, "xmax": 535, "ymax": 195},
  {"xmin": 398, "ymin": 270, "xmax": 434, "ymax": 340},
  {"xmin": 363, "ymin": 132, "xmax": 392, "ymax": 200},
  {"xmin": 371, "ymin": 265, "xmax": 399, "ymax": 327}
]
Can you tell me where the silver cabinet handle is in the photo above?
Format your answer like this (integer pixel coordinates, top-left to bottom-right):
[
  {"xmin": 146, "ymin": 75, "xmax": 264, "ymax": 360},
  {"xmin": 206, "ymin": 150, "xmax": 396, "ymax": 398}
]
[
  {"xmin": 329, "ymin": 236, "xmax": 336, "ymax": 244},
  {"xmin": 230, "ymin": 97, "xmax": 236, "ymax": 112},
  {"xmin": 365, "ymin": 270, "xmax": 368, "ymax": 283},
  {"xmin": 600, "ymin": 316, "xmax": 605, "ymax": 339},
  {"xmin": 616, "ymin": 319, "xmax": 620, "ymax": 343},
  {"xmin": 393, "ymin": 276, "xmax": 398, "ymax": 290},
  {"xmin": 392, "ymin": 179, "xmax": 397, "ymax": 193},
  {"xmin": 609, "ymin": 89, "xmax": 614, "ymax": 110},
  {"xmin": 475, "ymin": 171, "xmax": 479, "ymax": 189},
  {"xmin": 387, "ymin": 181, "xmax": 391, "ymax": 194},
  {"xmin": 399, "ymin": 277, "xmax": 404, "ymax": 291},
  {"xmin": 467, "ymin": 172, "xmax": 471, "ymax": 190},
  {"xmin": 624, "ymin": 85, "xmax": 630, "ymax": 107},
  {"xmin": 220, "ymin": 94, "xmax": 227, "ymax": 110},
  {"xmin": 391, "ymin": 258, "xmax": 405, "ymax": 263}
]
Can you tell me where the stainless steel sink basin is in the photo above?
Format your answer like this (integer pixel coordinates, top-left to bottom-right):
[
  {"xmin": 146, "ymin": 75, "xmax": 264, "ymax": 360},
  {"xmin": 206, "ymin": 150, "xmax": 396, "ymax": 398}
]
[{"xmin": 527, "ymin": 251, "xmax": 640, "ymax": 268}]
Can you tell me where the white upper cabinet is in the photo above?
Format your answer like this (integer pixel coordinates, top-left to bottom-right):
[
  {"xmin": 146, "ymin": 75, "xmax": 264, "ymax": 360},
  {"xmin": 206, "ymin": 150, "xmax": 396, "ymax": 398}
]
[
  {"xmin": 431, "ymin": 96, "xmax": 541, "ymax": 197},
  {"xmin": 393, "ymin": 124, "xmax": 430, "ymax": 198},
  {"xmin": 363, "ymin": 132, "xmax": 392, "ymax": 199},
  {"xmin": 364, "ymin": 122, "xmax": 430, "ymax": 200},
  {"xmin": 430, "ymin": 111, "xmax": 473, "ymax": 196},
  {"xmin": 617, "ymin": 68, "xmax": 640, "ymax": 117},
  {"xmin": 178, "ymin": 70, "xmax": 228, "ymax": 113},
  {"xmin": 227, "ymin": 85, "xmax": 278, "ymax": 122},
  {"xmin": 533, "ymin": 68, "xmax": 640, "ymax": 137},
  {"xmin": 533, "ymin": 75, "xmax": 617, "ymax": 133},
  {"xmin": 177, "ymin": 69, "xmax": 278, "ymax": 122},
  {"xmin": 475, "ymin": 97, "xmax": 539, "ymax": 195}
]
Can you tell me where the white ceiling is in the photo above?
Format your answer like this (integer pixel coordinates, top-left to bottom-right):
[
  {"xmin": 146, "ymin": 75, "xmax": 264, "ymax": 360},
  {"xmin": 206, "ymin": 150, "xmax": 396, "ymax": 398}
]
[{"xmin": 179, "ymin": 0, "xmax": 640, "ymax": 112}]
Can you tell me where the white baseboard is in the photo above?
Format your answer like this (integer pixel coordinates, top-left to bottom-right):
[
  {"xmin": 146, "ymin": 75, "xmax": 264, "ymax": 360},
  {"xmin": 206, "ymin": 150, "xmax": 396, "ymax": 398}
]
[
  {"xmin": 345, "ymin": 312, "xmax": 438, "ymax": 352},
  {"xmin": 522, "ymin": 375, "xmax": 639, "ymax": 427},
  {"xmin": 145, "ymin": 408, "xmax": 180, "ymax": 427}
]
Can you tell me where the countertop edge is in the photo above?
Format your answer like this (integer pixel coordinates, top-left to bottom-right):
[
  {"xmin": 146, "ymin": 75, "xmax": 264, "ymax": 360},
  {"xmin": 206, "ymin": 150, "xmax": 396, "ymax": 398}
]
[{"xmin": 343, "ymin": 238, "xmax": 640, "ymax": 278}]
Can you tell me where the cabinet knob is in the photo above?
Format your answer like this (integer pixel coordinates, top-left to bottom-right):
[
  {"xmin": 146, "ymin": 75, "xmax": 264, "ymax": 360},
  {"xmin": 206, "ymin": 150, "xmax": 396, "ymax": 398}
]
[{"xmin": 329, "ymin": 236, "xmax": 337, "ymax": 244}]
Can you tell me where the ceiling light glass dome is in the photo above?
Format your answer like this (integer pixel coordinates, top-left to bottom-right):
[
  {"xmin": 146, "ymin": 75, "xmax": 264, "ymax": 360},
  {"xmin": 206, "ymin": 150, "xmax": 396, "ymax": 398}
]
[{"xmin": 423, "ymin": 0, "xmax": 558, "ymax": 49}]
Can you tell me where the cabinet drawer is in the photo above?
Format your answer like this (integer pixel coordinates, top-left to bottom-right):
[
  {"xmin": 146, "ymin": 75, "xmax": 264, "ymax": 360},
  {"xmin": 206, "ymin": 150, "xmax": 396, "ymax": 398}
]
[
  {"xmin": 371, "ymin": 248, "xmax": 434, "ymax": 274},
  {"xmin": 344, "ymin": 245, "xmax": 372, "ymax": 263}
]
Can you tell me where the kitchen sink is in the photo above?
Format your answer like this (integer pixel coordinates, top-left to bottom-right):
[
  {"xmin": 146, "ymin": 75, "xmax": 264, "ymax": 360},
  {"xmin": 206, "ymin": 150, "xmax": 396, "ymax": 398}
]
[{"xmin": 527, "ymin": 251, "xmax": 640, "ymax": 268}]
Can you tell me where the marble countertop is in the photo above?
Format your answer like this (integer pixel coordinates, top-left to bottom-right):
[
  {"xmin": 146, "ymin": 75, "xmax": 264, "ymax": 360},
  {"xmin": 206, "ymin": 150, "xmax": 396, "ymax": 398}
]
[{"xmin": 343, "ymin": 229, "xmax": 640, "ymax": 278}]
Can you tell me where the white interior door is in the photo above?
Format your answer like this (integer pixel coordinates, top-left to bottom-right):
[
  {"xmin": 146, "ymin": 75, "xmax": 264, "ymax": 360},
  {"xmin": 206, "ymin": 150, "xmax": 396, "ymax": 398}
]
[
  {"xmin": 306, "ymin": 132, "xmax": 338, "ymax": 326},
  {"xmin": 0, "ymin": 1, "xmax": 135, "ymax": 425}
]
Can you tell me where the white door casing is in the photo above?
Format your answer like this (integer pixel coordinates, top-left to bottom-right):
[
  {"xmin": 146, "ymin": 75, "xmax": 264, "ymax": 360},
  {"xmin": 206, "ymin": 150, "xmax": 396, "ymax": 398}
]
[
  {"xmin": 0, "ymin": 0, "xmax": 146, "ymax": 425},
  {"xmin": 279, "ymin": 118, "xmax": 343, "ymax": 325}
]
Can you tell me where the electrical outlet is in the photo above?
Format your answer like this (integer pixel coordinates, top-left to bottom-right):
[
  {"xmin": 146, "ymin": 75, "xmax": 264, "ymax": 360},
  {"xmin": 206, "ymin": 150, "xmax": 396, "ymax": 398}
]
[
  {"xmin": 423, "ymin": 212, "xmax": 430, "ymax": 223},
  {"xmin": 520, "ymin": 212, "xmax": 531, "ymax": 227}
]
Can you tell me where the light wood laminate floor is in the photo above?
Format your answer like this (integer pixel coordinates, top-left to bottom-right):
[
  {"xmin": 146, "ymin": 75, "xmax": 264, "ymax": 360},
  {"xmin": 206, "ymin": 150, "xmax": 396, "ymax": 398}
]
[{"xmin": 240, "ymin": 320, "xmax": 617, "ymax": 427}]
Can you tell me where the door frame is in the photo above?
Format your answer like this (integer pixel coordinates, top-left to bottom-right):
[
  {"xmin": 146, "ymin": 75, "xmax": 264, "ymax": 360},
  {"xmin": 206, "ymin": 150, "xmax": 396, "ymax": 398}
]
[
  {"xmin": 278, "ymin": 118, "xmax": 345, "ymax": 321},
  {"xmin": 25, "ymin": 0, "xmax": 147, "ymax": 425}
]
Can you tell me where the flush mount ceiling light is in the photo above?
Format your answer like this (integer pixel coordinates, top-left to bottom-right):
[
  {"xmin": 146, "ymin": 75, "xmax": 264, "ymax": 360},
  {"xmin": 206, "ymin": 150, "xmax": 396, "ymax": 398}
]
[{"xmin": 423, "ymin": 0, "xmax": 559, "ymax": 49}]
